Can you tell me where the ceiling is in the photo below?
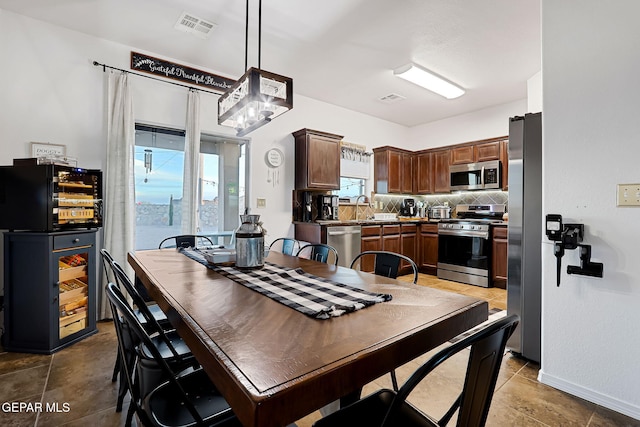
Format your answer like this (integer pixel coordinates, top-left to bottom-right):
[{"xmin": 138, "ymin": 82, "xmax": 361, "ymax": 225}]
[{"xmin": 0, "ymin": 0, "xmax": 541, "ymax": 127}]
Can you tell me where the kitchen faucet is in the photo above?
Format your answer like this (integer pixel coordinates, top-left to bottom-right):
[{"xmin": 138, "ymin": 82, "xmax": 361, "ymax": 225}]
[{"xmin": 355, "ymin": 194, "xmax": 369, "ymax": 221}]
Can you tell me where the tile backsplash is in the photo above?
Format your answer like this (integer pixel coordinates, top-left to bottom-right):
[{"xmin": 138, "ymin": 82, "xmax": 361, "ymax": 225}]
[{"xmin": 373, "ymin": 191, "xmax": 508, "ymax": 217}]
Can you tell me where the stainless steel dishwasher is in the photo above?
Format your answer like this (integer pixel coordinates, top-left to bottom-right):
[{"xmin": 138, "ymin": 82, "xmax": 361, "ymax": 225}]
[{"xmin": 326, "ymin": 225, "xmax": 362, "ymax": 267}]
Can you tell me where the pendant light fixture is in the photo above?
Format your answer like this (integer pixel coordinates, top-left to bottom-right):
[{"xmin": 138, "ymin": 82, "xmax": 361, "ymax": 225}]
[{"xmin": 218, "ymin": 0, "xmax": 293, "ymax": 137}]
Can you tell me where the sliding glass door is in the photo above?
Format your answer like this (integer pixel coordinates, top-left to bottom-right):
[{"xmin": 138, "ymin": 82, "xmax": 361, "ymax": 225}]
[{"xmin": 134, "ymin": 124, "xmax": 248, "ymax": 250}]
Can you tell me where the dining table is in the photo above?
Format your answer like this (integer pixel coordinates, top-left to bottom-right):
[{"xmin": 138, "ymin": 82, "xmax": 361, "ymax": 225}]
[{"xmin": 128, "ymin": 248, "xmax": 488, "ymax": 427}]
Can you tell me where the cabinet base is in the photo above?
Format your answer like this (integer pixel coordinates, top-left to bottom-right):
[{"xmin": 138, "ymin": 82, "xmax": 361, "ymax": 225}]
[{"xmin": 2, "ymin": 327, "xmax": 98, "ymax": 355}]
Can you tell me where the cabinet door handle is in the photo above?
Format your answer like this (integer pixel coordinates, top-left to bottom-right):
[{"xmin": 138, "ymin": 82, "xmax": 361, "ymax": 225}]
[{"xmin": 73, "ymin": 238, "xmax": 80, "ymax": 243}]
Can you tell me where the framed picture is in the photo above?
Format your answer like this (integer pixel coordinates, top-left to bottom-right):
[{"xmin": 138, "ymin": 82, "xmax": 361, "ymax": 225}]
[{"xmin": 30, "ymin": 142, "xmax": 66, "ymax": 158}]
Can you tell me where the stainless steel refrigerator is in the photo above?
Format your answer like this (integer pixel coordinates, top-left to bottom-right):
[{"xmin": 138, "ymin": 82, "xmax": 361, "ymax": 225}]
[{"xmin": 506, "ymin": 112, "xmax": 542, "ymax": 363}]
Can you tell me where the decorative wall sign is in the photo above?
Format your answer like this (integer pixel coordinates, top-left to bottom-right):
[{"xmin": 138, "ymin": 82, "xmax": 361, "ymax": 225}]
[
  {"xmin": 31, "ymin": 142, "xmax": 66, "ymax": 158},
  {"xmin": 130, "ymin": 52, "xmax": 236, "ymax": 93},
  {"xmin": 265, "ymin": 148, "xmax": 284, "ymax": 187},
  {"xmin": 265, "ymin": 148, "xmax": 284, "ymax": 168}
]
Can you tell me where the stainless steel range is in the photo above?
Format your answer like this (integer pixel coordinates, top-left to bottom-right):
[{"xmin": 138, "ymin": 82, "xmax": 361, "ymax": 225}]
[{"xmin": 437, "ymin": 204, "xmax": 505, "ymax": 287}]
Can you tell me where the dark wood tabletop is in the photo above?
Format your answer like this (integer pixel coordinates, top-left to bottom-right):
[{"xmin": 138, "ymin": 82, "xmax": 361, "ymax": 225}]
[{"xmin": 128, "ymin": 249, "xmax": 488, "ymax": 427}]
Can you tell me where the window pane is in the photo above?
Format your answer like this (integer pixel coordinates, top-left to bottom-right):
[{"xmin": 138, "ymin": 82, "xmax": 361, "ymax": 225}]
[
  {"xmin": 134, "ymin": 127, "xmax": 186, "ymax": 250},
  {"xmin": 134, "ymin": 125, "xmax": 247, "ymax": 250},
  {"xmin": 333, "ymin": 177, "xmax": 365, "ymax": 198}
]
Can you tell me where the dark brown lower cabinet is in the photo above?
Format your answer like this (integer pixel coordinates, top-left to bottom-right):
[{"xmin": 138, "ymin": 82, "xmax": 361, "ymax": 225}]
[
  {"xmin": 381, "ymin": 225, "xmax": 401, "ymax": 255},
  {"xmin": 360, "ymin": 225, "xmax": 382, "ymax": 272},
  {"xmin": 491, "ymin": 226, "xmax": 508, "ymax": 289},
  {"xmin": 400, "ymin": 224, "xmax": 417, "ymax": 276},
  {"xmin": 419, "ymin": 223, "xmax": 439, "ymax": 276}
]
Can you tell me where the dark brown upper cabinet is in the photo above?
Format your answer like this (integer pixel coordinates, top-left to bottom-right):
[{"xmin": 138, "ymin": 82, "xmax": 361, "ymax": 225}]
[
  {"xmin": 293, "ymin": 128, "xmax": 342, "ymax": 191},
  {"xmin": 415, "ymin": 151, "xmax": 433, "ymax": 194},
  {"xmin": 451, "ymin": 140, "xmax": 501, "ymax": 165},
  {"xmin": 373, "ymin": 146, "xmax": 413, "ymax": 194}
]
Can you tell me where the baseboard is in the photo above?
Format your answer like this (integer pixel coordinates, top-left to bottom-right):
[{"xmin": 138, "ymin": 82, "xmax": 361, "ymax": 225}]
[{"xmin": 538, "ymin": 370, "xmax": 640, "ymax": 421}]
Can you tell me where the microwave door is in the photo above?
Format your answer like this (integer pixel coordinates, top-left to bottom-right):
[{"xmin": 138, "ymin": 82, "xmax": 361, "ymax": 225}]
[{"xmin": 469, "ymin": 171, "xmax": 483, "ymax": 189}]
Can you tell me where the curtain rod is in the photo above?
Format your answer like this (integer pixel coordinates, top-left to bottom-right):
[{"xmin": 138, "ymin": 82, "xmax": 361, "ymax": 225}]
[{"xmin": 92, "ymin": 60, "xmax": 219, "ymax": 95}]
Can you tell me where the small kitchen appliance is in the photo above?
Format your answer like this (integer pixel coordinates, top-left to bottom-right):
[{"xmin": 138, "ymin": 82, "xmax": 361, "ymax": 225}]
[
  {"xmin": 316, "ymin": 195, "xmax": 339, "ymax": 221},
  {"xmin": 302, "ymin": 191, "xmax": 313, "ymax": 222},
  {"xmin": 399, "ymin": 198, "xmax": 416, "ymax": 216},
  {"xmin": 428, "ymin": 205, "xmax": 451, "ymax": 219}
]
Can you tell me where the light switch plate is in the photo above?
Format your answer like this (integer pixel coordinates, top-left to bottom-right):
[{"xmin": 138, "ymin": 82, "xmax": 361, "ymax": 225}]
[
  {"xmin": 616, "ymin": 184, "xmax": 640, "ymax": 206},
  {"xmin": 257, "ymin": 197, "xmax": 266, "ymax": 208}
]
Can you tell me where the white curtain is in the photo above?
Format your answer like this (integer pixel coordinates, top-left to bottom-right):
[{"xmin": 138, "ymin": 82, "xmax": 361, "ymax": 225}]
[
  {"xmin": 100, "ymin": 71, "xmax": 135, "ymax": 319},
  {"xmin": 181, "ymin": 89, "xmax": 201, "ymax": 234}
]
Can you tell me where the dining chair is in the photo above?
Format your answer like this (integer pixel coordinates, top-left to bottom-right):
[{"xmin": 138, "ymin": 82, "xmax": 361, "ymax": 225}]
[
  {"xmin": 349, "ymin": 250, "xmax": 419, "ymax": 390},
  {"xmin": 350, "ymin": 250, "xmax": 419, "ymax": 284},
  {"xmin": 269, "ymin": 237, "xmax": 300, "ymax": 256},
  {"xmin": 158, "ymin": 234, "xmax": 215, "ymax": 249},
  {"xmin": 105, "ymin": 282, "xmax": 241, "ymax": 427},
  {"xmin": 110, "ymin": 259, "xmax": 197, "ymax": 415},
  {"xmin": 313, "ymin": 314, "xmax": 519, "ymax": 427},
  {"xmin": 101, "ymin": 248, "xmax": 172, "ymax": 406},
  {"xmin": 296, "ymin": 243, "xmax": 339, "ymax": 265}
]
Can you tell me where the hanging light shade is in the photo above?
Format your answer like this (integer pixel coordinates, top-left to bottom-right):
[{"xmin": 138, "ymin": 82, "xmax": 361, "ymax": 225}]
[
  {"xmin": 218, "ymin": 0, "xmax": 293, "ymax": 137},
  {"xmin": 218, "ymin": 67, "xmax": 292, "ymax": 137}
]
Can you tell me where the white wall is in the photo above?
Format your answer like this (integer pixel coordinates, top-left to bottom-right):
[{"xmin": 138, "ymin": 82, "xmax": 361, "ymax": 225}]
[
  {"xmin": 539, "ymin": 1, "xmax": 640, "ymax": 419},
  {"xmin": 406, "ymin": 99, "xmax": 527, "ymax": 148},
  {"xmin": 0, "ymin": 9, "xmax": 407, "ymax": 247},
  {"xmin": 527, "ymin": 71, "xmax": 542, "ymax": 113}
]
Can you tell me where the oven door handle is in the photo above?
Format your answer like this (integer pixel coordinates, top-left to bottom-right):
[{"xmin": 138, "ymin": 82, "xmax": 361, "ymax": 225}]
[{"xmin": 438, "ymin": 229, "xmax": 490, "ymax": 239}]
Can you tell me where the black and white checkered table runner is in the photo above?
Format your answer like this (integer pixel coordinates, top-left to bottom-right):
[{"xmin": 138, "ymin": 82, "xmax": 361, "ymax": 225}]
[{"xmin": 180, "ymin": 248, "xmax": 392, "ymax": 319}]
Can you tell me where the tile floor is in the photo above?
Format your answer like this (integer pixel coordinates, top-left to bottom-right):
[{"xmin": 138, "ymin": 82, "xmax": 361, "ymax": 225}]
[{"xmin": 0, "ymin": 274, "xmax": 638, "ymax": 426}]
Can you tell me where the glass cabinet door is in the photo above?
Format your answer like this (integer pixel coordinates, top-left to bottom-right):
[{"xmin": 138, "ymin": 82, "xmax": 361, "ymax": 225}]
[{"xmin": 57, "ymin": 251, "xmax": 90, "ymax": 339}]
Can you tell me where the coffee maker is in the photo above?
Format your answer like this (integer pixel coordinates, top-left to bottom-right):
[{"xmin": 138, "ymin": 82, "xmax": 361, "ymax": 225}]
[
  {"xmin": 302, "ymin": 191, "xmax": 313, "ymax": 222},
  {"xmin": 316, "ymin": 195, "xmax": 339, "ymax": 221},
  {"xmin": 400, "ymin": 198, "xmax": 416, "ymax": 217}
]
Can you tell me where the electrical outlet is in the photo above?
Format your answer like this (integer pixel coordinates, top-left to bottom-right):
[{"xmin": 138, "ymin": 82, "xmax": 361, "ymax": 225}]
[
  {"xmin": 257, "ymin": 197, "xmax": 266, "ymax": 208},
  {"xmin": 616, "ymin": 184, "xmax": 640, "ymax": 206}
]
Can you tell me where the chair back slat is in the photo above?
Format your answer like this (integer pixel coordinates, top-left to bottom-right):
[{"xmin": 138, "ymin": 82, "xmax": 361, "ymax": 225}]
[
  {"xmin": 269, "ymin": 237, "xmax": 300, "ymax": 256},
  {"xmin": 111, "ymin": 261, "xmax": 185, "ymax": 362},
  {"xmin": 350, "ymin": 251, "xmax": 418, "ymax": 284},
  {"xmin": 100, "ymin": 248, "xmax": 116, "ymax": 283},
  {"xmin": 296, "ymin": 244, "xmax": 339, "ymax": 266},
  {"xmin": 158, "ymin": 235, "xmax": 214, "ymax": 249}
]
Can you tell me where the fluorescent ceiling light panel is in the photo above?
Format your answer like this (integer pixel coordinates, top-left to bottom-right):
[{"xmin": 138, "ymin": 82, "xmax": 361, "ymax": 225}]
[{"xmin": 393, "ymin": 63, "xmax": 465, "ymax": 99}]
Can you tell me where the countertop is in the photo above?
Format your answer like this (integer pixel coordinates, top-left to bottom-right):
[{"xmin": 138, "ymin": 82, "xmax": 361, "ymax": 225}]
[{"xmin": 295, "ymin": 218, "xmax": 508, "ymax": 226}]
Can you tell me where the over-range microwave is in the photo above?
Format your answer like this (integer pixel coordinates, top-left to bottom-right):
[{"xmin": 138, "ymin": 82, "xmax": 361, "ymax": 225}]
[{"xmin": 449, "ymin": 160, "xmax": 501, "ymax": 191}]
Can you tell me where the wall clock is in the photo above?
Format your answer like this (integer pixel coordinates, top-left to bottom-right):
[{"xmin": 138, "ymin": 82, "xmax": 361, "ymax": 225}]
[
  {"xmin": 265, "ymin": 148, "xmax": 284, "ymax": 186},
  {"xmin": 265, "ymin": 148, "xmax": 284, "ymax": 168}
]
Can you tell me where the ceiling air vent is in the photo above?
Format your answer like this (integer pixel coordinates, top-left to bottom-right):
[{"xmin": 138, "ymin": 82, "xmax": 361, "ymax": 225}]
[
  {"xmin": 174, "ymin": 12, "xmax": 217, "ymax": 39},
  {"xmin": 378, "ymin": 93, "xmax": 406, "ymax": 104}
]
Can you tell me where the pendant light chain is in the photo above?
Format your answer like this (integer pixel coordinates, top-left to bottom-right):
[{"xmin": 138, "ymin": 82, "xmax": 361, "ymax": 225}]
[
  {"xmin": 244, "ymin": 0, "xmax": 249, "ymax": 72},
  {"xmin": 258, "ymin": 0, "xmax": 262, "ymax": 70},
  {"xmin": 243, "ymin": 0, "xmax": 262, "ymax": 72},
  {"xmin": 243, "ymin": 0, "xmax": 263, "ymax": 72}
]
